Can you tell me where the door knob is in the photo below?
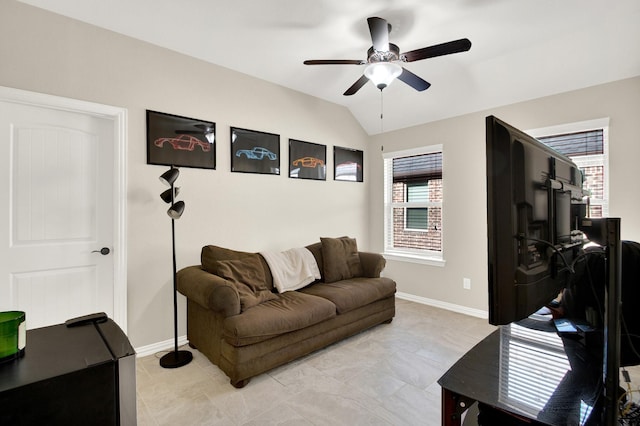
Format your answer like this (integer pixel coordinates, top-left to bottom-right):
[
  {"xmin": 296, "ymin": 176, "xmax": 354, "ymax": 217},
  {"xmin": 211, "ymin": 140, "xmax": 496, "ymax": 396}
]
[{"xmin": 92, "ymin": 247, "xmax": 111, "ymax": 255}]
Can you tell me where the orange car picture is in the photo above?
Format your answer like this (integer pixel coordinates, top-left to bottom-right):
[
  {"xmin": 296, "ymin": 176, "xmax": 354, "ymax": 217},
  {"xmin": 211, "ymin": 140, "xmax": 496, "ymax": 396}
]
[
  {"xmin": 154, "ymin": 134, "xmax": 212, "ymax": 152},
  {"xmin": 292, "ymin": 157, "xmax": 324, "ymax": 168}
]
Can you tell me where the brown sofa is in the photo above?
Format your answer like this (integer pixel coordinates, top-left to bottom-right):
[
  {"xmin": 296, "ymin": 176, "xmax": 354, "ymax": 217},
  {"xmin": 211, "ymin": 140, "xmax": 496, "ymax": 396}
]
[{"xmin": 176, "ymin": 237, "xmax": 396, "ymax": 388}]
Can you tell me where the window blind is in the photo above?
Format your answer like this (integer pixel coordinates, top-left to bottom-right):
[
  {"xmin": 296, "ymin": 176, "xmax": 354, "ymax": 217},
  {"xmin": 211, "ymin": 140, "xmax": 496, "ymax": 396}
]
[
  {"xmin": 537, "ymin": 129, "xmax": 603, "ymax": 156},
  {"xmin": 392, "ymin": 152, "xmax": 442, "ymax": 183}
]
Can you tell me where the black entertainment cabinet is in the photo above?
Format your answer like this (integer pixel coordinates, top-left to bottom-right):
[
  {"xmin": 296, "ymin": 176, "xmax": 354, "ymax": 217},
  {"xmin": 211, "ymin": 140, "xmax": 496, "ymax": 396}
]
[
  {"xmin": 0, "ymin": 318, "xmax": 136, "ymax": 425},
  {"xmin": 439, "ymin": 323, "xmax": 604, "ymax": 425},
  {"xmin": 439, "ymin": 218, "xmax": 624, "ymax": 425}
]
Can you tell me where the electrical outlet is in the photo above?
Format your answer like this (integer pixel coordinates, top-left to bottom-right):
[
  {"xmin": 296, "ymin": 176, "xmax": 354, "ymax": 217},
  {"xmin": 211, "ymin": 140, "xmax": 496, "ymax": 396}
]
[{"xmin": 463, "ymin": 278, "xmax": 471, "ymax": 290}]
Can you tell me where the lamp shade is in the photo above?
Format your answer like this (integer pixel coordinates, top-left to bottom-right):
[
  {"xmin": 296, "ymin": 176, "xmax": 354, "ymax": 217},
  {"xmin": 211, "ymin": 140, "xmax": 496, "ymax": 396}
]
[
  {"xmin": 167, "ymin": 200, "xmax": 185, "ymax": 219},
  {"xmin": 159, "ymin": 168, "xmax": 179, "ymax": 187},
  {"xmin": 364, "ymin": 62, "xmax": 402, "ymax": 90},
  {"xmin": 160, "ymin": 187, "xmax": 180, "ymax": 204}
]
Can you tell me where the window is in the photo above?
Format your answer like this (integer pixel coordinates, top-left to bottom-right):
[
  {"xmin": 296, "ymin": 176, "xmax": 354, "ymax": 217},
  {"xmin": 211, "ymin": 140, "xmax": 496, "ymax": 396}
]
[
  {"xmin": 529, "ymin": 119, "xmax": 609, "ymax": 218},
  {"xmin": 383, "ymin": 145, "xmax": 444, "ymax": 265}
]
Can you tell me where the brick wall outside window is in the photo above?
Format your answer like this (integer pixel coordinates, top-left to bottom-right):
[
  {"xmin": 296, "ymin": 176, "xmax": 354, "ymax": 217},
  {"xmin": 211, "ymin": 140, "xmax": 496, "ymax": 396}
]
[{"xmin": 392, "ymin": 179, "xmax": 442, "ymax": 251}]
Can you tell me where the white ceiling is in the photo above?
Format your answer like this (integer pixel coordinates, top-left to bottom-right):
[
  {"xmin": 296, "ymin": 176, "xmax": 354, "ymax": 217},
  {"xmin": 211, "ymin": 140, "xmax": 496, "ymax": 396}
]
[{"xmin": 18, "ymin": 0, "xmax": 640, "ymax": 135}]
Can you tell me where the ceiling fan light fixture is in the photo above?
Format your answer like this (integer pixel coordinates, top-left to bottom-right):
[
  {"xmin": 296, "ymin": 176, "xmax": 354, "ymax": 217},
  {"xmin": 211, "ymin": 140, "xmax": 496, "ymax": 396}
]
[{"xmin": 364, "ymin": 62, "xmax": 402, "ymax": 90}]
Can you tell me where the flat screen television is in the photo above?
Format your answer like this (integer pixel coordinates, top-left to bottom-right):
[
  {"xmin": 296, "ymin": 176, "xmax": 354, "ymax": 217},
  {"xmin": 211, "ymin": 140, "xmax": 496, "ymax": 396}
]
[{"xmin": 486, "ymin": 116, "xmax": 588, "ymax": 325}]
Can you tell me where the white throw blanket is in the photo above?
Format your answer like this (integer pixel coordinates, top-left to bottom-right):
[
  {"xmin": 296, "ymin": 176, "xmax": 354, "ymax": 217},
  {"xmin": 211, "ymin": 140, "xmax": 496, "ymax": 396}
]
[{"xmin": 260, "ymin": 247, "xmax": 321, "ymax": 293}]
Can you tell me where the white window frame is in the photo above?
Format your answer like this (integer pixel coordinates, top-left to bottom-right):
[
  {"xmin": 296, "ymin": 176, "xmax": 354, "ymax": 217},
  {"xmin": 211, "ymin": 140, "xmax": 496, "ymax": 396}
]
[
  {"xmin": 383, "ymin": 145, "xmax": 445, "ymax": 266},
  {"xmin": 527, "ymin": 118, "xmax": 609, "ymax": 218}
]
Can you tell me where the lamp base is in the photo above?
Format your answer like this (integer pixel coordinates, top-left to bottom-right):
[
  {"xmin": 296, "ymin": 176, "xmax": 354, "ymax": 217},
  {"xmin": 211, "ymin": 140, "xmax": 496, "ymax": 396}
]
[{"xmin": 159, "ymin": 350, "xmax": 193, "ymax": 369}]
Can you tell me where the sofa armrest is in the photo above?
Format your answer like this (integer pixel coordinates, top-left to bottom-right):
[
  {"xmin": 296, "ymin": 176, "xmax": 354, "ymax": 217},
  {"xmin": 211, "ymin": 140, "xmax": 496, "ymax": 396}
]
[
  {"xmin": 177, "ymin": 266, "xmax": 241, "ymax": 317},
  {"xmin": 358, "ymin": 252, "xmax": 386, "ymax": 278}
]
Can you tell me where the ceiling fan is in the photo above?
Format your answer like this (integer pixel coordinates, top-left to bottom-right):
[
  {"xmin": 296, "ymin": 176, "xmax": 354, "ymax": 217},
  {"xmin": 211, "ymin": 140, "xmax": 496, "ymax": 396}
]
[{"xmin": 304, "ymin": 17, "xmax": 471, "ymax": 96}]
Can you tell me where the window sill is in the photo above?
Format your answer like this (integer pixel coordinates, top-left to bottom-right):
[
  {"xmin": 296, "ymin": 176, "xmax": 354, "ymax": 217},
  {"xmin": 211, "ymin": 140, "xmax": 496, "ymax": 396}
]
[{"xmin": 383, "ymin": 252, "xmax": 446, "ymax": 267}]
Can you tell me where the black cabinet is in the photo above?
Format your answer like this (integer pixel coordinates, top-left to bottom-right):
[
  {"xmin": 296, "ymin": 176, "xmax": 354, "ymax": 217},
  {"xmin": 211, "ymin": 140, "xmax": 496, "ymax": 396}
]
[{"xmin": 0, "ymin": 318, "xmax": 136, "ymax": 425}]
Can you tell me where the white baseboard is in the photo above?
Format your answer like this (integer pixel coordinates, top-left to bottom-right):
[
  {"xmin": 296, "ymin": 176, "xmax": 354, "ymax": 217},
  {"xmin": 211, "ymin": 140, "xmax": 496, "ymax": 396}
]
[
  {"xmin": 135, "ymin": 335, "xmax": 189, "ymax": 358},
  {"xmin": 396, "ymin": 292, "xmax": 488, "ymax": 319}
]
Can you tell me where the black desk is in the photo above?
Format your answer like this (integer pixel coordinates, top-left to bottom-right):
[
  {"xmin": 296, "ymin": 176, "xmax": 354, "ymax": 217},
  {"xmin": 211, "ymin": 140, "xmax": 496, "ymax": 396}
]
[{"xmin": 438, "ymin": 323, "xmax": 603, "ymax": 425}]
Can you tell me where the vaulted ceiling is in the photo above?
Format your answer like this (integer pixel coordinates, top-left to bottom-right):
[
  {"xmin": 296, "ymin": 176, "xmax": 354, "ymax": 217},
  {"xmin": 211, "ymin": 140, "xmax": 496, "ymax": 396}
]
[{"xmin": 18, "ymin": 0, "xmax": 640, "ymax": 134}]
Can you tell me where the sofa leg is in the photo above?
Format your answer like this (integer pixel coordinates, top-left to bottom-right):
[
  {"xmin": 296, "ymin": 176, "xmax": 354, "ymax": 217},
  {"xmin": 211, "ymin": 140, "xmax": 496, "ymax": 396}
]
[
  {"xmin": 231, "ymin": 378, "xmax": 250, "ymax": 389},
  {"xmin": 188, "ymin": 342, "xmax": 197, "ymax": 349},
  {"xmin": 383, "ymin": 318, "xmax": 393, "ymax": 324}
]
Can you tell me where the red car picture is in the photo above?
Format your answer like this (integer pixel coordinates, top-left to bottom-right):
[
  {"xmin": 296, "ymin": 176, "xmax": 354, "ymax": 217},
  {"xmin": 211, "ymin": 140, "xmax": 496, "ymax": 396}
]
[{"xmin": 154, "ymin": 134, "xmax": 211, "ymax": 152}]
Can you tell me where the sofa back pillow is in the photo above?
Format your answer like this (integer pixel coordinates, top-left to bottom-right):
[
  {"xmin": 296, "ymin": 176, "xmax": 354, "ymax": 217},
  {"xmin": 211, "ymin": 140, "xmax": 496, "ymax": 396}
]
[
  {"xmin": 320, "ymin": 237, "xmax": 363, "ymax": 283},
  {"xmin": 214, "ymin": 257, "xmax": 277, "ymax": 312},
  {"xmin": 201, "ymin": 245, "xmax": 274, "ymax": 290}
]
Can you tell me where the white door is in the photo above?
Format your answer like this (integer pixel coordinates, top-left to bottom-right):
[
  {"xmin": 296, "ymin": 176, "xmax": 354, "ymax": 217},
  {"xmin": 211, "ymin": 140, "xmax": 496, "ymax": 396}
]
[{"xmin": 0, "ymin": 89, "xmax": 126, "ymax": 331}]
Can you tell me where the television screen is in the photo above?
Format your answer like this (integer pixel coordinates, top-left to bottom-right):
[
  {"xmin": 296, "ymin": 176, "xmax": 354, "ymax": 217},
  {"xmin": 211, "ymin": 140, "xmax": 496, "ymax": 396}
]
[{"xmin": 486, "ymin": 116, "xmax": 587, "ymax": 325}]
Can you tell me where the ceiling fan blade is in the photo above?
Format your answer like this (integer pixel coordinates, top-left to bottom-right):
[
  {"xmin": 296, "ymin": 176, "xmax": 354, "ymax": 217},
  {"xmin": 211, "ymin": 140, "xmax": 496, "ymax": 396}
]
[
  {"xmin": 343, "ymin": 75, "xmax": 370, "ymax": 96},
  {"xmin": 304, "ymin": 59, "xmax": 366, "ymax": 65},
  {"xmin": 398, "ymin": 68, "xmax": 431, "ymax": 92},
  {"xmin": 402, "ymin": 38, "xmax": 472, "ymax": 62},
  {"xmin": 367, "ymin": 17, "xmax": 389, "ymax": 52}
]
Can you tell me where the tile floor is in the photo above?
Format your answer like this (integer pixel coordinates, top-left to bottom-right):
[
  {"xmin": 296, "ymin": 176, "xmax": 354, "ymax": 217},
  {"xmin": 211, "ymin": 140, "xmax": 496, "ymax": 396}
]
[{"xmin": 135, "ymin": 299, "xmax": 640, "ymax": 425}]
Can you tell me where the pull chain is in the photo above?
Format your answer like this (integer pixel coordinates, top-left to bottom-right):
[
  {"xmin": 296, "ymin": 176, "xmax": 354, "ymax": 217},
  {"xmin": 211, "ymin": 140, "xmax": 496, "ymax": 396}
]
[{"xmin": 379, "ymin": 89, "xmax": 384, "ymax": 134}]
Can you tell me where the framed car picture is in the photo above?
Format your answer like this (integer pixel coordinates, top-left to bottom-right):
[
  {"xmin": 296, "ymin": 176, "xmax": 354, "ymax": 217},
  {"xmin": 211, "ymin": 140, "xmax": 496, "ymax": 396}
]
[
  {"xmin": 289, "ymin": 139, "xmax": 326, "ymax": 180},
  {"xmin": 146, "ymin": 110, "xmax": 216, "ymax": 169},
  {"xmin": 334, "ymin": 146, "xmax": 363, "ymax": 182},
  {"xmin": 230, "ymin": 127, "xmax": 280, "ymax": 175}
]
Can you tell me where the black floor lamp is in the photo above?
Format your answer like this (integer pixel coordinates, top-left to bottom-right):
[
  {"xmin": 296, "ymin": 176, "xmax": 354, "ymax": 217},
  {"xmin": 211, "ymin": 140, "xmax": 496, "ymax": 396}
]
[{"xmin": 159, "ymin": 166, "xmax": 193, "ymax": 369}]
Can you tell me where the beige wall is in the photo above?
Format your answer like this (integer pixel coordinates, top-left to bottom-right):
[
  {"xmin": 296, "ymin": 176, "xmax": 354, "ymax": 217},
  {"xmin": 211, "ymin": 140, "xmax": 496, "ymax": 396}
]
[
  {"xmin": 368, "ymin": 76, "xmax": 640, "ymax": 313},
  {"xmin": 0, "ymin": 1, "xmax": 370, "ymax": 348},
  {"xmin": 3, "ymin": 1, "xmax": 639, "ymax": 346}
]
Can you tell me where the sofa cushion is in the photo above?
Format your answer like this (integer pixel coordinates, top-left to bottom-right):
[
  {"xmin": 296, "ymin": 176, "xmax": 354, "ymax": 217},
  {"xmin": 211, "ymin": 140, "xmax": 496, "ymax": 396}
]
[
  {"xmin": 201, "ymin": 245, "xmax": 274, "ymax": 290},
  {"xmin": 215, "ymin": 257, "xmax": 278, "ymax": 312},
  {"xmin": 299, "ymin": 277, "xmax": 396, "ymax": 314},
  {"xmin": 320, "ymin": 237, "xmax": 363, "ymax": 283},
  {"xmin": 223, "ymin": 292, "xmax": 336, "ymax": 347}
]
